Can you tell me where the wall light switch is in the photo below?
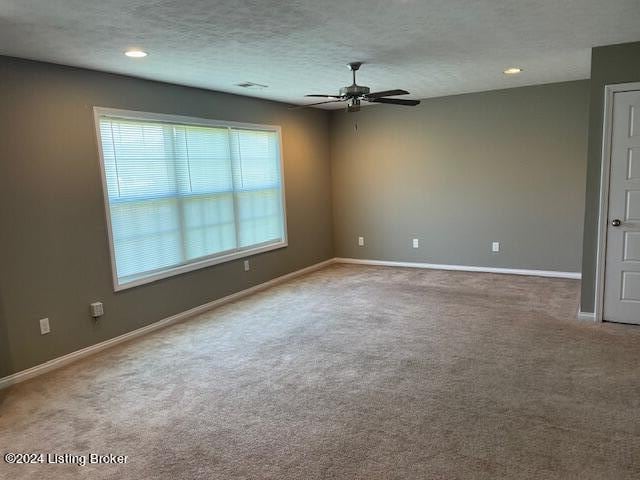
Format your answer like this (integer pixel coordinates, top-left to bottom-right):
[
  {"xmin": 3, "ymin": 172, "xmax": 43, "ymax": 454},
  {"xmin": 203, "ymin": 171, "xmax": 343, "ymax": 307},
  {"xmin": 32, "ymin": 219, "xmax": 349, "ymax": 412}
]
[
  {"xmin": 412, "ymin": 238, "xmax": 419, "ymax": 249},
  {"xmin": 358, "ymin": 236, "xmax": 365, "ymax": 247},
  {"xmin": 39, "ymin": 318, "xmax": 50, "ymax": 335},
  {"xmin": 244, "ymin": 260, "xmax": 250, "ymax": 271},
  {"xmin": 492, "ymin": 241, "xmax": 500, "ymax": 253}
]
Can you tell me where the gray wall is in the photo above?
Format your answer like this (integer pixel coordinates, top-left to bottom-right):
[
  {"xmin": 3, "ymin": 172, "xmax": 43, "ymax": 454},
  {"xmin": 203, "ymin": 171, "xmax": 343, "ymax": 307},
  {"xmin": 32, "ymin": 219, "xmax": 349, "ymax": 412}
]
[
  {"xmin": 0, "ymin": 57, "xmax": 594, "ymax": 379},
  {"xmin": 331, "ymin": 81, "xmax": 589, "ymax": 272},
  {"xmin": 0, "ymin": 295, "xmax": 9, "ymax": 385},
  {"xmin": 580, "ymin": 42, "xmax": 640, "ymax": 313},
  {"xmin": 0, "ymin": 57, "xmax": 334, "ymax": 377}
]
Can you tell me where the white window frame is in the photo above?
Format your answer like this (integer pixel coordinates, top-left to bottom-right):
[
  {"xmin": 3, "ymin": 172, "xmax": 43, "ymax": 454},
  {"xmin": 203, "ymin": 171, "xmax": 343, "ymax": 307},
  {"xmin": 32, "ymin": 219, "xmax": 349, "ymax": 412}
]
[{"xmin": 93, "ymin": 107, "xmax": 288, "ymax": 291}]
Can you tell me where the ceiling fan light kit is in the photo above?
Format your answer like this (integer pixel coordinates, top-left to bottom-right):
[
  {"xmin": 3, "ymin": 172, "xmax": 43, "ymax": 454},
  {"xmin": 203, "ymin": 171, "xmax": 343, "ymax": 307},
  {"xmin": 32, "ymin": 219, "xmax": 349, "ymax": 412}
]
[{"xmin": 296, "ymin": 62, "xmax": 420, "ymax": 112}]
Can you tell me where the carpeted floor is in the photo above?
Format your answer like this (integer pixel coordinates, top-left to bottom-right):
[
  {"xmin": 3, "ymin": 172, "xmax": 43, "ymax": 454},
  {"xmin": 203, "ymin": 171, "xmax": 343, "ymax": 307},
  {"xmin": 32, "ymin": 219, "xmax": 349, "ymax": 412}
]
[{"xmin": 1, "ymin": 264, "xmax": 640, "ymax": 479}]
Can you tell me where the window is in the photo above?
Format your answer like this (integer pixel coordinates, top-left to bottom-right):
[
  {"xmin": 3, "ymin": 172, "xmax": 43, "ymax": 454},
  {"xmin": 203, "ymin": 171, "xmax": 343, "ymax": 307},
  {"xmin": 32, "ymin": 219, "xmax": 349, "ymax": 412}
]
[{"xmin": 94, "ymin": 108, "xmax": 287, "ymax": 290}]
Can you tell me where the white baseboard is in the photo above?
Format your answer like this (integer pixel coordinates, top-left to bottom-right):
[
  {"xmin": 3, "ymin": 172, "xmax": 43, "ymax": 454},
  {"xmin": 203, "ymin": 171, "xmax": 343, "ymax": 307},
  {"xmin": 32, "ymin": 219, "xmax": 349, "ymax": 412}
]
[
  {"xmin": 577, "ymin": 310, "xmax": 596, "ymax": 322},
  {"xmin": 0, "ymin": 256, "xmax": 583, "ymax": 389},
  {"xmin": 0, "ymin": 258, "xmax": 336, "ymax": 390},
  {"xmin": 334, "ymin": 257, "xmax": 582, "ymax": 280}
]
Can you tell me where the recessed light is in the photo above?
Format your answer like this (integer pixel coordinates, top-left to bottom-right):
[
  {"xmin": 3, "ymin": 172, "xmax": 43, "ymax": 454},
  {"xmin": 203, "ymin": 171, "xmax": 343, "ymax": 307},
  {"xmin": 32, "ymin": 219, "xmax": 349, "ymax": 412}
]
[
  {"xmin": 125, "ymin": 50, "xmax": 147, "ymax": 58},
  {"xmin": 503, "ymin": 67, "xmax": 523, "ymax": 75}
]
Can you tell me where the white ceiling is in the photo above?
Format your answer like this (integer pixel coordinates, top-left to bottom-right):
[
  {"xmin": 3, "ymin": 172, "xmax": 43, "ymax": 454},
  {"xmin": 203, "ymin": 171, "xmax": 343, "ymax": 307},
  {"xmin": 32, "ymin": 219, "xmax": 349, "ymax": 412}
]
[{"xmin": 1, "ymin": 0, "xmax": 639, "ymax": 108}]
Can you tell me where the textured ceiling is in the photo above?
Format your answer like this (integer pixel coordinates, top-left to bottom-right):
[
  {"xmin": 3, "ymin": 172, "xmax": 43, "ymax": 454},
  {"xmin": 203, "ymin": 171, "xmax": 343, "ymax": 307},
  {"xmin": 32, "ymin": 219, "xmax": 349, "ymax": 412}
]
[{"xmin": 1, "ymin": 0, "xmax": 640, "ymax": 109}]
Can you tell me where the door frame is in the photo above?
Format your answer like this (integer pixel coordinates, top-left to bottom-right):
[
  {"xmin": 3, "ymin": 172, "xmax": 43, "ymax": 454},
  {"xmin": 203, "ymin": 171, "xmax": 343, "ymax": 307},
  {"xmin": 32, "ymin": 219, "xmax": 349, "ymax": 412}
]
[{"xmin": 594, "ymin": 82, "xmax": 640, "ymax": 322}]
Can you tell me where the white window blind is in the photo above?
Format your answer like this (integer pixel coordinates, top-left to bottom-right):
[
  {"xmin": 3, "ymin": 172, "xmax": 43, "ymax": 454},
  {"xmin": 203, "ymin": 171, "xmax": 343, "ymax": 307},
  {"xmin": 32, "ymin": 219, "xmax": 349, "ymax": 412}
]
[{"xmin": 95, "ymin": 110, "xmax": 286, "ymax": 290}]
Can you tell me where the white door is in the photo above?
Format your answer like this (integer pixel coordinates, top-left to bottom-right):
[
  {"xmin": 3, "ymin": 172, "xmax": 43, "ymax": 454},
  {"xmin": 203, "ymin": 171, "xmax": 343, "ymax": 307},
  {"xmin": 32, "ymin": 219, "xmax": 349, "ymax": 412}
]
[{"xmin": 604, "ymin": 90, "xmax": 640, "ymax": 324}]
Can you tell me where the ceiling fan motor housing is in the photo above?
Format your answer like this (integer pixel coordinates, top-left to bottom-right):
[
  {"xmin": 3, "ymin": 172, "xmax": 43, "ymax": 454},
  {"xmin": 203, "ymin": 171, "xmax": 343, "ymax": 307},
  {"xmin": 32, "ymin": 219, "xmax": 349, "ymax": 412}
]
[{"xmin": 339, "ymin": 84, "xmax": 370, "ymax": 97}]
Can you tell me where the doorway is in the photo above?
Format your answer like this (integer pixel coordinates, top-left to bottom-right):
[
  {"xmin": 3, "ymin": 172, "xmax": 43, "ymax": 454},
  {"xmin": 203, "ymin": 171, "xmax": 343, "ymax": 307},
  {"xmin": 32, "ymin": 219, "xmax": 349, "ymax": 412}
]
[{"xmin": 598, "ymin": 84, "xmax": 640, "ymax": 324}]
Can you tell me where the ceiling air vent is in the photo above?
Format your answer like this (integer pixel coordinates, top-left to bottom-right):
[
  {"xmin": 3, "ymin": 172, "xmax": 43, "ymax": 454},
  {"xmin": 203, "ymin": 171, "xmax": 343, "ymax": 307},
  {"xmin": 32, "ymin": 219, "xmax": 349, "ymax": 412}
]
[{"xmin": 235, "ymin": 82, "xmax": 268, "ymax": 89}]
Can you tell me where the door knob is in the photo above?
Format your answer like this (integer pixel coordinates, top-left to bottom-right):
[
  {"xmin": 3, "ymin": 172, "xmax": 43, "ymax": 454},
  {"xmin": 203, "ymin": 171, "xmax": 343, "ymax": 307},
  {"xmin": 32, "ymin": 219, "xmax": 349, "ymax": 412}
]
[{"xmin": 611, "ymin": 219, "xmax": 622, "ymax": 227}]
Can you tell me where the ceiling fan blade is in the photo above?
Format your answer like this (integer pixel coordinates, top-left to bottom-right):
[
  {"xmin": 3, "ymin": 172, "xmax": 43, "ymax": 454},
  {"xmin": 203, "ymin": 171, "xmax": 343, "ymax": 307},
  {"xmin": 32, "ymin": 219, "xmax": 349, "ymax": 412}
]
[
  {"xmin": 369, "ymin": 97, "xmax": 421, "ymax": 106},
  {"xmin": 305, "ymin": 94, "xmax": 342, "ymax": 98},
  {"xmin": 366, "ymin": 89, "xmax": 410, "ymax": 99},
  {"xmin": 289, "ymin": 99, "xmax": 346, "ymax": 109}
]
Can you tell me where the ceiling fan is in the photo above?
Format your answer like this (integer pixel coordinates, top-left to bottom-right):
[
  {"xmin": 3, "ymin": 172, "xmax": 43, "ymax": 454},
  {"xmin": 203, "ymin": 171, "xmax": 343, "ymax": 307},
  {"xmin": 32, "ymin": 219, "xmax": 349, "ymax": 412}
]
[{"xmin": 298, "ymin": 62, "xmax": 420, "ymax": 112}]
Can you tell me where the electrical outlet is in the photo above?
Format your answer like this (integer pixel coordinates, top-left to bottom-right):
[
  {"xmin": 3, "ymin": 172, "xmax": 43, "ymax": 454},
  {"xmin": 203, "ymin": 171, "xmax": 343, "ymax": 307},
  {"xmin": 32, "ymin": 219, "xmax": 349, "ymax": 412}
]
[
  {"xmin": 412, "ymin": 238, "xmax": 419, "ymax": 249},
  {"xmin": 244, "ymin": 260, "xmax": 250, "ymax": 271},
  {"xmin": 492, "ymin": 241, "xmax": 500, "ymax": 253},
  {"xmin": 39, "ymin": 318, "xmax": 50, "ymax": 335},
  {"xmin": 358, "ymin": 236, "xmax": 365, "ymax": 247},
  {"xmin": 90, "ymin": 302, "xmax": 104, "ymax": 318}
]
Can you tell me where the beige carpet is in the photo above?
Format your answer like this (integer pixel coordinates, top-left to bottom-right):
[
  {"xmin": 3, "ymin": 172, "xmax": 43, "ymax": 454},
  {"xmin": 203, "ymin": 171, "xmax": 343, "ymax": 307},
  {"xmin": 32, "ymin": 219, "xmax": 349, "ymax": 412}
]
[{"xmin": 1, "ymin": 264, "xmax": 639, "ymax": 479}]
